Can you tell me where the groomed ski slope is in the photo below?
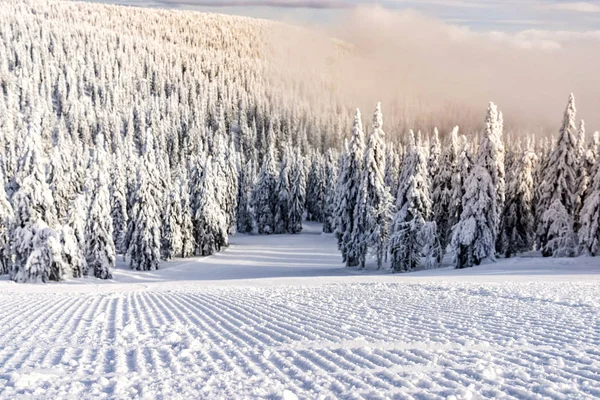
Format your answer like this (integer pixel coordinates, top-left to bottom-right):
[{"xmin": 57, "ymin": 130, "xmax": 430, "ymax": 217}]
[{"xmin": 0, "ymin": 223, "xmax": 599, "ymax": 399}]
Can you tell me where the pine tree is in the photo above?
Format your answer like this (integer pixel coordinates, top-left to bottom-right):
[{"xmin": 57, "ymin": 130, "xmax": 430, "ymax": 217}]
[
  {"xmin": 85, "ymin": 135, "xmax": 115, "ymax": 279},
  {"xmin": 478, "ymin": 102, "xmax": 505, "ymax": 248},
  {"xmin": 127, "ymin": 131, "xmax": 161, "ymax": 271},
  {"xmin": 383, "ymin": 145, "xmax": 400, "ymax": 203},
  {"xmin": 322, "ymin": 149, "xmax": 338, "ymax": 234},
  {"xmin": 537, "ymin": 94, "xmax": 579, "ymax": 257},
  {"xmin": 110, "ymin": 151, "xmax": 128, "ymax": 254},
  {"xmin": 10, "ymin": 114, "xmax": 61, "ymax": 282},
  {"xmin": 0, "ymin": 169, "xmax": 13, "ymax": 275},
  {"xmin": 161, "ymin": 181, "xmax": 184, "ymax": 260},
  {"xmin": 193, "ymin": 157, "xmax": 228, "ymax": 255},
  {"xmin": 306, "ymin": 152, "xmax": 326, "ymax": 222},
  {"xmin": 352, "ymin": 103, "xmax": 393, "ymax": 269},
  {"xmin": 389, "ymin": 131, "xmax": 432, "ymax": 272},
  {"xmin": 289, "ymin": 153, "xmax": 306, "ymax": 234},
  {"xmin": 237, "ymin": 155, "xmax": 255, "ymax": 234},
  {"xmin": 335, "ymin": 109, "xmax": 365, "ymax": 267},
  {"xmin": 432, "ymin": 126, "xmax": 459, "ymax": 254},
  {"xmin": 451, "ymin": 165, "xmax": 497, "ymax": 268},
  {"xmin": 428, "ymin": 127, "xmax": 441, "ymax": 183},
  {"xmin": 579, "ymin": 150, "xmax": 600, "ymax": 255},
  {"xmin": 64, "ymin": 194, "xmax": 88, "ymax": 277},
  {"xmin": 500, "ymin": 149, "xmax": 537, "ymax": 257},
  {"xmin": 252, "ymin": 139, "xmax": 278, "ymax": 234},
  {"xmin": 274, "ymin": 145, "xmax": 292, "ymax": 234},
  {"xmin": 178, "ymin": 167, "xmax": 195, "ymax": 258}
]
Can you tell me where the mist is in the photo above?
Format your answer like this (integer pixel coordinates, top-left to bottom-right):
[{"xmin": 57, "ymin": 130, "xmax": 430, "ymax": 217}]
[{"xmin": 269, "ymin": 6, "xmax": 600, "ymax": 137}]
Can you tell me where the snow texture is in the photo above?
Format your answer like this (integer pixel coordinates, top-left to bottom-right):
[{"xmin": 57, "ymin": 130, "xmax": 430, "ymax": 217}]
[{"xmin": 0, "ymin": 222, "xmax": 598, "ymax": 399}]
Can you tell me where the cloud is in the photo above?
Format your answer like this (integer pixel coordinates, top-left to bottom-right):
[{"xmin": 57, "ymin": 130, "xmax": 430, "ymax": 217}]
[
  {"xmin": 154, "ymin": 0, "xmax": 353, "ymax": 8},
  {"xmin": 269, "ymin": 6, "xmax": 600, "ymax": 133},
  {"xmin": 548, "ymin": 2, "xmax": 600, "ymax": 13}
]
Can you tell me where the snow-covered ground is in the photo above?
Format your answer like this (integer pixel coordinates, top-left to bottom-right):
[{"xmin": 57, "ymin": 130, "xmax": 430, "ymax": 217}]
[{"xmin": 0, "ymin": 223, "xmax": 599, "ymax": 399}]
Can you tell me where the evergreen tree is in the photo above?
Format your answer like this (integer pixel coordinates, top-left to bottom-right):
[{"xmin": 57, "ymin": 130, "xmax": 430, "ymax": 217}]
[
  {"xmin": 579, "ymin": 150, "xmax": 600, "ymax": 255},
  {"xmin": 127, "ymin": 131, "xmax": 161, "ymax": 271},
  {"xmin": 451, "ymin": 165, "xmax": 497, "ymax": 268},
  {"xmin": 178, "ymin": 167, "xmax": 195, "ymax": 258},
  {"xmin": 85, "ymin": 135, "xmax": 115, "ymax": 279},
  {"xmin": 352, "ymin": 103, "xmax": 393, "ymax": 269},
  {"xmin": 537, "ymin": 94, "xmax": 579, "ymax": 257},
  {"xmin": 334, "ymin": 109, "xmax": 365, "ymax": 267},
  {"xmin": 289, "ymin": 153, "xmax": 306, "ymax": 234},
  {"xmin": 432, "ymin": 126, "xmax": 459, "ymax": 254},
  {"xmin": 383, "ymin": 145, "xmax": 400, "ymax": 203},
  {"xmin": 252, "ymin": 139, "xmax": 278, "ymax": 234},
  {"xmin": 306, "ymin": 152, "xmax": 326, "ymax": 222},
  {"xmin": 0, "ymin": 170, "xmax": 13, "ymax": 275},
  {"xmin": 110, "ymin": 151, "xmax": 128, "ymax": 254},
  {"xmin": 322, "ymin": 149, "xmax": 338, "ymax": 234},
  {"xmin": 274, "ymin": 145, "xmax": 292, "ymax": 234},
  {"xmin": 161, "ymin": 181, "xmax": 184, "ymax": 260},
  {"xmin": 10, "ymin": 114, "xmax": 61, "ymax": 282},
  {"xmin": 500, "ymin": 149, "xmax": 537, "ymax": 257},
  {"xmin": 478, "ymin": 102, "xmax": 505, "ymax": 248},
  {"xmin": 389, "ymin": 131, "xmax": 432, "ymax": 272},
  {"xmin": 237, "ymin": 155, "xmax": 255, "ymax": 234},
  {"xmin": 194, "ymin": 157, "xmax": 228, "ymax": 255}
]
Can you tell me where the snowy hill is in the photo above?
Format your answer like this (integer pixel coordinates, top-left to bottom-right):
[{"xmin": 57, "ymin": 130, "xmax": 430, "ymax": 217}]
[{"xmin": 0, "ymin": 223, "xmax": 598, "ymax": 398}]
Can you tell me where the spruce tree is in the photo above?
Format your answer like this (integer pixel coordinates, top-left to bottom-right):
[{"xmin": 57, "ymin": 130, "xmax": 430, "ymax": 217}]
[
  {"xmin": 478, "ymin": 102, "xmax": 505, "ymax": 248},
  {"xmin": 579, "ymin": 150, "xmax": 600, "ymax": 255},
  {"xmin": 432, "ymin": 126, "xmax": 459, "ymax": 254},
  {"xmin": 194, "ymin": 157, "xmax": 228, "ymax": 255},
  {"xmin": 389, "ymin": 131, "xmax": 432, "ymax": 272},
  {"xmin": 85, "ymin": 135, "xmax": 115, "ymax": 279},
  {"xmin": 500, "ymin": 149, "xmax": 537, "ymax": 257},
  {"xmin": 537, "ymin": 94, "xmax": 579, "ymax": 257},
  {"xmin": 10, "ymin": 114, "xmax": 61, "ymax": 282},
  {"xmin": 334, "ymin": 109, "xmax": 365, "ymax": 267},
  {"xmin": 127, "ymin": 131, "xmax": 161, "ymax": 271},
  {"xmin": 0, "ymin": 169, "xmax": 13, "ymax": 275},
  {"xmin": 353, "ymin": 103, "xmax": 393, "ymax": 269},
  {"xmin": 252, "ymin": 138, "xmax": 278, "ymax": 234},
  {"xmin": 322, "ymin": 149, "xmax": 338, "ymax": 234},
  {"xmin": 274, "ymin": 145, "xmax": 292, "ymax": 234},
  {"xmin": 289, "ymin": 153, "xmax": 306, "ymax": 234},
  {"xmin": 451, "ymin": 165, "xmax": 497, "ymax": 268}
]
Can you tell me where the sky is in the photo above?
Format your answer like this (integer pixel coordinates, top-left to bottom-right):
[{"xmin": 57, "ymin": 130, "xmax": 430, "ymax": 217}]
[{"xmin": 89, "ymin": 0, "xmax": 600, "ymax": 31}]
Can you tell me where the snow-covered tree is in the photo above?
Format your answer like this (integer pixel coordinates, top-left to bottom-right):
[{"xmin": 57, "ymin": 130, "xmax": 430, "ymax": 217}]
[
  {"xmin": 274, "ymin": 145, "xmax": 292, "ymax": 234},
  {"xmin": 0, "ymin": 169, "xmax": 13, "ymax": 275},
  {"xmin": 322, "ymin": 149, "xmax": 338, "ymax": 234},
  {"xmin": 85, "ymin": 135, "xmax": 115, "ymax": 279},
  {"xmin": 306, "ymin": 152, "xmax": 326, "ymax": 222},
  {"xmin": 110, "ymin": 151, "xmax": 128, "ymax": 254},
  {"xmin": 161, "ymin": 181, "xmax": 184, "ymax": 260},
  {"xmin": 352, "ymin": 103, "xmax": 393, "ymax": 269},
  {"xmin": 127, "ymin": 131, "xmax": 161, "ymax": 271},
  {"xmin": 451, "ymin": 165, "xmax": 497, "ymax": 269},
  {"xmin": 252, "ymin": 139, "xmax": 278, "ymax": 234},
  {"xmin": 389, "ymin": 131, "xmax": 433, "ymax": 272},
  {"xmin": 537, "ymin": 94, "xmax": 579, "ymax": 257},
  {"xmin": 237, "ymin": 154, "xmax": 255, "ymax": 234},
  {"xmin": 193, "ymin": 157, "xmax": 228, "ymax": 255},
  {"xmin": 432, "ymin": 126, "xmax": 459, "ymax": 254},
  {"xmin": 289, "ymin": 153, "xmax": 306, "ymax": 234},
  {"xmin": 577, "ymin": 144, "xmax": 600, "ymax": 256},
  {"xmin": 335, "ymin": 109, "xmax": 365, "ymax": 267},
  {"xmin": 478, "ymin": 102, "xmax": 505, "ymax": 246},
  {"xmin": 499, "ymin": 149, "xmax": 537, "ymax": 257},
  {"xmin": 10, "ymin": 115, "xmax": 60, "ymax": 282}
]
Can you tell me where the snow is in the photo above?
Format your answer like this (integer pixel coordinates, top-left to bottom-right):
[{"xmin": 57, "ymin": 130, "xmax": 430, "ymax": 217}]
[{"xmin": 0, "ymin": 222, "xmax": 599, "ymax": 399}]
